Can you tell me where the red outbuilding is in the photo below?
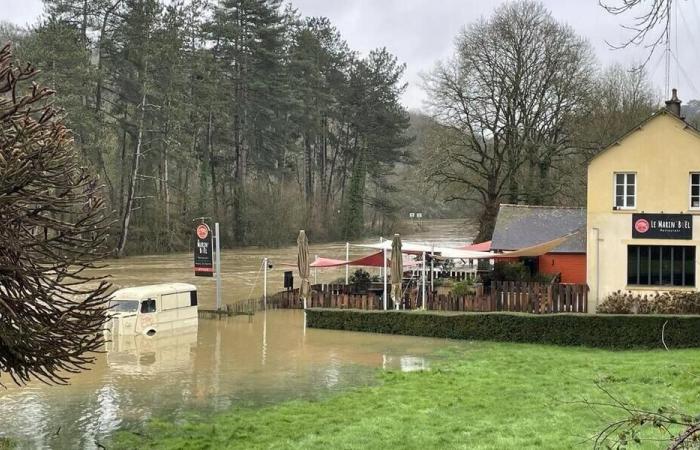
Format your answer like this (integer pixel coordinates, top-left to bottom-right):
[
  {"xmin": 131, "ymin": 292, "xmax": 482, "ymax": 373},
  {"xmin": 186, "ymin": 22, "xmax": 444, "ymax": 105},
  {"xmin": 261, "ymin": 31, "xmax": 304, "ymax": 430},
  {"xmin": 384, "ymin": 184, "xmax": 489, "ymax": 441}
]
[{"xmin": 490, "ymin": 204, "xmax": 586, "ymax": 284}]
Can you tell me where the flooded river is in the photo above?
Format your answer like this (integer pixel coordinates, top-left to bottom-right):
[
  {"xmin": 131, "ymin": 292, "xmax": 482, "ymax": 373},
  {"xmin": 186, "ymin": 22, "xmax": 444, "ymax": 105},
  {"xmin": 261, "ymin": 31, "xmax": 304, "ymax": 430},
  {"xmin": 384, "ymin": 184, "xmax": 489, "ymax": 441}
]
[
  {"xmin": 0, "ymin": 219, "xmax": 475, "ymax": 449},
  {"xmin": 98, "ymin": 218, "xmax": 475, "ymax": 310}
]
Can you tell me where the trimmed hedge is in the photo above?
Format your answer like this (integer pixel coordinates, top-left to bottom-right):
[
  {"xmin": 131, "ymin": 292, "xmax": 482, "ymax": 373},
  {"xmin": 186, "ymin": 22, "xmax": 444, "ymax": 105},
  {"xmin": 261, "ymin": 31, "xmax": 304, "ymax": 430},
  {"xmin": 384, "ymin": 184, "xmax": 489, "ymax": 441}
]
[{"xmin": 306, "ymin": 309, "xmax": 700, "ymax": 349}]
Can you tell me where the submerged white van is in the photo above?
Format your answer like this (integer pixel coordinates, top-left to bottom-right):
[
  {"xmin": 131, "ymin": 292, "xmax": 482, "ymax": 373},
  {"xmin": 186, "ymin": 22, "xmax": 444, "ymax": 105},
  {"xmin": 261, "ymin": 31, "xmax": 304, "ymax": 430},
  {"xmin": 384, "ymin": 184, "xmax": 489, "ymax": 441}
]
[{"xmin": 105, "ymin": 283, "xmax": 198, "ymax": 336}]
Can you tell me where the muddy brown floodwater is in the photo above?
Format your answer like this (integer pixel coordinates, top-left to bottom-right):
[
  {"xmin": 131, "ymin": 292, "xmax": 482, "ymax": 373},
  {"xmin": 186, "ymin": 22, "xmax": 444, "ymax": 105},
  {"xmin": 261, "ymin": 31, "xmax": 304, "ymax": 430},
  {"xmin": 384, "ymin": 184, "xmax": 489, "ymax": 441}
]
[
  {"xmin": 0, "ymin": 219, "xmax": 475, "ymax": 449},
  {"xmin": 99, "ymin": 218, "xmax": 474, "ymax": 309}
]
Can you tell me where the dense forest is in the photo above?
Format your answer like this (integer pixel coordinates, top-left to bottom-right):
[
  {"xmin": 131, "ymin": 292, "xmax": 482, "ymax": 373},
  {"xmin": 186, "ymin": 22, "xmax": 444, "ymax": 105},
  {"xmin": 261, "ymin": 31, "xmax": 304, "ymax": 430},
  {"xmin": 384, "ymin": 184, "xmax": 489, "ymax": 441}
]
[
  {"xmin": 0, "ymin": 0, "xmax": 420, "ymax": 255},
  {"xmin": 0, "ymin": 0, "xmax": 685, "ymax": 252}
]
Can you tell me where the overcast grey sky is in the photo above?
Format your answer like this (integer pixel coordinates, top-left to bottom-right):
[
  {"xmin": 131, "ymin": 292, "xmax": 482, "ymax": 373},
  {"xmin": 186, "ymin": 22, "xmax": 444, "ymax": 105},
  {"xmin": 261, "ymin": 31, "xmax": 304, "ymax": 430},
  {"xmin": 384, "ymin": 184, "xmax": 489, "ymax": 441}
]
[{"xmin": 4, "ymin": 0, "xmax": 700, "ymax": 110}]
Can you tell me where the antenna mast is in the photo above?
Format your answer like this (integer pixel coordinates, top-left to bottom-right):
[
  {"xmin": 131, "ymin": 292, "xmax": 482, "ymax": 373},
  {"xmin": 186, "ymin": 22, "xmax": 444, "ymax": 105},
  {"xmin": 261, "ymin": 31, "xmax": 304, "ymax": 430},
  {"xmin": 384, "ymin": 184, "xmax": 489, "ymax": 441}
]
[{"xmin": 664, "ymin": 0, "xmax": 672, "ymax": 97}]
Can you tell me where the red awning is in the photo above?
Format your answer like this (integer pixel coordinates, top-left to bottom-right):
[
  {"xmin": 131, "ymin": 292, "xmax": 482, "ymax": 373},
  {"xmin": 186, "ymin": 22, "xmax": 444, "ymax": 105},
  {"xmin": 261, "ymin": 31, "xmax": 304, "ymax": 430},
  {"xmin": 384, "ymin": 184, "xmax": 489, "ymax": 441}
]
[
  {"xmin": 310, "ymin": 251, "xmax": 386, "ymax": 268},
  {"xmin": 310, "ymin": 251, "xmax": 419, "ymax": 268},
  {"xmin": 461, "ymin": 241, "xmax": 491, "ymax": 252},
  {"xmin": 350, "ymin": 251, "xmax": 386, "ymax": 267},
  {"xmin": 310, "ymin": 257, "xmax": 348, "ymax": 268}
]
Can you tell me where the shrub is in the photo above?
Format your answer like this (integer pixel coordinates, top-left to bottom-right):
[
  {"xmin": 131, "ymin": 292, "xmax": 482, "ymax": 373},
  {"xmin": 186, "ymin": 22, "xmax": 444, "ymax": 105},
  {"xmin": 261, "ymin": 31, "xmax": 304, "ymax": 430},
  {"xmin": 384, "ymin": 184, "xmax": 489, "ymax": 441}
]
[
  {"xmin": 348, "ymin": 269, "xmax": 372, "ymax": 292},
  {"xmin": 306, "ymin": 309, "xmax": 700, "ymax": 349},
  {"xmin": 599, "ymin": 291, "xmax": 700, "ymax": 315},
  {"xmin": 493, "ymin": 261, "xmax": 530, "ymax": 281},
  {"xmin": 434, "ymin": 278, "xmax": 459, "ymax": 289},
  {"xmin": 347, "ymin": 269, "xmax": 381, "ymax": 292},
  {"xmin": 491, "ymin": 261, "xmax": 557, "ymax": 283},
  {"xmin": 451, "ymin": 279, "xmax": 475, "ymax": 296}
]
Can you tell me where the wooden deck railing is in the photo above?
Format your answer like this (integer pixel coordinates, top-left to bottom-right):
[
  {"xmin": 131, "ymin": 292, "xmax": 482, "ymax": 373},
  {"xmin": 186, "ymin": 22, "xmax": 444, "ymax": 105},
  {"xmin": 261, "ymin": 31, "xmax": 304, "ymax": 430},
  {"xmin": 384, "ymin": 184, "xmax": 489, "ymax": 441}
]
[{"xmin": 491, "ymin": 281, "xmax": 588, "ymax": 313}]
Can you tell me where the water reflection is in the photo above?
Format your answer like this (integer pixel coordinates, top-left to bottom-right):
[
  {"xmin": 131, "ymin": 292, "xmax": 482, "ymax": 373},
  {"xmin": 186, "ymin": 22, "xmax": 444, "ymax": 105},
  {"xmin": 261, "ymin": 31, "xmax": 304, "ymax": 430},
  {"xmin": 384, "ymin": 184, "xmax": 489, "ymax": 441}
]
[
  {"xmin": 105, "ymin": 326, "xmax": 198, "ymax": 375},
  {"xmin": 0, "ymin": 310, "xmax": 449, "ymax": 449}
]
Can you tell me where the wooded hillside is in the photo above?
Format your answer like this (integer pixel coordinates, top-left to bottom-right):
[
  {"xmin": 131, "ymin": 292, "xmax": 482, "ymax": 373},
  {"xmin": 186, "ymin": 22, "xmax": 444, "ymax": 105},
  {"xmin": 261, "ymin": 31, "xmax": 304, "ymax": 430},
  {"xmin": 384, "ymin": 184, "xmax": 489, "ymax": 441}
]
[
  {"xmin": 1, "ymin": 0, "xmax": 683, "ymax": 252},
  {"xmin": 2, "ymin": 0, "xmax": 414, "ymax": 254}
]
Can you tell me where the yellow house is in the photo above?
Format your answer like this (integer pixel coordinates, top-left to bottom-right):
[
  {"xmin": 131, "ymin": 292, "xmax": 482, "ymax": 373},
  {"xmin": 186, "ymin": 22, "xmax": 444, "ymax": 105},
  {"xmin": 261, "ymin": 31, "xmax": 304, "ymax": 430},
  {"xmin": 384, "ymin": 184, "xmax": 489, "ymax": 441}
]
[{"xmin": 587, "ymin": 90, "xmax": 700, "ymax": 312}]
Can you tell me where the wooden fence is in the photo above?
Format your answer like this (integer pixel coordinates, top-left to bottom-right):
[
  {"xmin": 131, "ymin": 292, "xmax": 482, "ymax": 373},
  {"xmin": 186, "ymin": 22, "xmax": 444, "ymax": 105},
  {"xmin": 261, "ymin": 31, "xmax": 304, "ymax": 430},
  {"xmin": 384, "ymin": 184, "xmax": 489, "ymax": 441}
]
[
  {"xmin": 492, "ymin": 281, "xmax": 588, "ymax": 313},
  {"xmin": 258, "ymin": 281, "xmax": 588, "ymax": 314}
]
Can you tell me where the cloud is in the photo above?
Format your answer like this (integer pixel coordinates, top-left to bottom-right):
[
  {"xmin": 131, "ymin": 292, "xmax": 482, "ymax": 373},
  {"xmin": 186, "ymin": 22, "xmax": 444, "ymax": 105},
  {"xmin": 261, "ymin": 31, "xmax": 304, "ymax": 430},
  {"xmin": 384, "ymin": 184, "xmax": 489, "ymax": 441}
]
[{"xmin": 5, "ymin": 0, "xmax": 699, "ymax": 109}]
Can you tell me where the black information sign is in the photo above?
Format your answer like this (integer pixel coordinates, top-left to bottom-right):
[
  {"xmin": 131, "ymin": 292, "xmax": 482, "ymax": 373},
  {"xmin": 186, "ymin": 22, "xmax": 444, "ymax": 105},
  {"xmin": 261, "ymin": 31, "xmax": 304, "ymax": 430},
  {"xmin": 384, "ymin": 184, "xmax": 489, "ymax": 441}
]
[
  {"xmin": 284, "ymin": 271, "xmax": 294, "ymax": 289},
  {"xmin": 194, "ymin": 223, "xmax": 214, "ymax": 276},
  {"xmin": 632, "ymin": 213, "xmax": 693, "ymax": 240}
]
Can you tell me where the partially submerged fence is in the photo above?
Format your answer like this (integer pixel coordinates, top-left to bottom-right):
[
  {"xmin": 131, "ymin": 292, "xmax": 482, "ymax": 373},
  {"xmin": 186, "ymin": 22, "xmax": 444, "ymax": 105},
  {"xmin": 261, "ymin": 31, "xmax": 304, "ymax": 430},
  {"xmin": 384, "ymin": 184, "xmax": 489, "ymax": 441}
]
[{"xmin": 264, "ymin": 281, "xmax": 588, "ymax": 314}]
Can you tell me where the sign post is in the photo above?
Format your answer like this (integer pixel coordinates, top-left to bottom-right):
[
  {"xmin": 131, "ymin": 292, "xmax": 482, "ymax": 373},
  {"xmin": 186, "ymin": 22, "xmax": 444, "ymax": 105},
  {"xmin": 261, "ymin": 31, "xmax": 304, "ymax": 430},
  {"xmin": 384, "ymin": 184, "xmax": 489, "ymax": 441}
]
[{"xmin": 215, "ymin": 223, "xmax": 222, "ymax": 310}]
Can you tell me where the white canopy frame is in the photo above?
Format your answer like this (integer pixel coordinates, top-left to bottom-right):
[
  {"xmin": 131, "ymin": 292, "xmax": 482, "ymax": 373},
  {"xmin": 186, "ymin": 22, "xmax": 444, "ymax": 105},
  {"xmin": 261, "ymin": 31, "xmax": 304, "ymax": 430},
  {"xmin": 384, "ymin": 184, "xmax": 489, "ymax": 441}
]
[{"xmin": 354, "ymin": 230, "xmax": 581, "ymax": 310}]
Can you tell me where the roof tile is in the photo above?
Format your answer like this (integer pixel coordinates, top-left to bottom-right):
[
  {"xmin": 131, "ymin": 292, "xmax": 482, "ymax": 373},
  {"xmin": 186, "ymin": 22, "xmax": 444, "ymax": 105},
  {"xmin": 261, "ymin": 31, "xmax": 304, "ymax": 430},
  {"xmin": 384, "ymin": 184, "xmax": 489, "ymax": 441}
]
[{"xmin": 490, "ymin": 204, "xmax": 586, "ymax": 253}]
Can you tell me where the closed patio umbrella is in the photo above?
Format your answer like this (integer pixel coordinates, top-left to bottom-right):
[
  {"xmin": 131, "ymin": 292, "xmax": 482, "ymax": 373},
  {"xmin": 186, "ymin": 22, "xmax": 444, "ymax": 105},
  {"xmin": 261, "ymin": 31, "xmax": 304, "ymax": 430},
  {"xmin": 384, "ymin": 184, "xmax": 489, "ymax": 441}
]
[
  {"xmin": 391, "ymin": 233, "xmax": 403, "ymax": 309},
  {"xmin": 297, "ymin": 230, "xmax": 310, "ymax": 309}
]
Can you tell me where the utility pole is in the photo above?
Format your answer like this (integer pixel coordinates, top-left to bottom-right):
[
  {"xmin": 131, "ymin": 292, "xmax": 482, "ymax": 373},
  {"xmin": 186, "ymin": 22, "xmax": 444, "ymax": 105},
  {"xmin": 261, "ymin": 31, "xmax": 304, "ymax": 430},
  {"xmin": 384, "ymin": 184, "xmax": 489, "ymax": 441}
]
[
  {"xmin": 664, "ymin": 0, "xmax": 672, "ymax": 97},
  {"xmin": 383, "ymin": 246, "xmax": 388, "ymax": 310},
  {"xmin": 379, "ymin": 236, "xmax": 383, "ymax": 278},
  {"xmin": 421, "ymin": 251, "xmax": 426, "ymax": 310},
  {"xmin": 215, "ymin": 222, "xmax": 222, "ymax": 310},
  {"xmin": 345, "ymin": 242, "xmax": 350, "ymax": 284},
  {"xmin": 263, "ymin": 257, "xmax": 268, "ymax": 310}
]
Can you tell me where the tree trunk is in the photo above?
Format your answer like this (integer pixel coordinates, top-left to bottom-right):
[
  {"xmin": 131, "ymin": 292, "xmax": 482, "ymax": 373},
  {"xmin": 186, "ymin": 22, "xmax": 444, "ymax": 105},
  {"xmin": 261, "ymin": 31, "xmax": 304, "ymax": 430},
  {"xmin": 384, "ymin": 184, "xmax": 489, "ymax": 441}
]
[
  {"xmin": 95, "ymin": 0, "xmax": 122, "ymax": 114},
  {"xmin": 476, "ymin": 194, "xmax": 500, "ymax": 243},
  {"xmin": 117, "ymin": 108, "xmax": 128, "ymax": 217},
  {"xmin": 164, "ymin": 144, "xmax": 170, "ymax": 243},
  {"xmin": 231, "ymin": 16, "xmax": 247, "ymax": 245},
  {"xmin": 207, "ymin": 110, "xmax": 218, "ymax": 216},
  {"xmin": 116, "ymin": 67, "xmax": 148, "ymax": 257}
]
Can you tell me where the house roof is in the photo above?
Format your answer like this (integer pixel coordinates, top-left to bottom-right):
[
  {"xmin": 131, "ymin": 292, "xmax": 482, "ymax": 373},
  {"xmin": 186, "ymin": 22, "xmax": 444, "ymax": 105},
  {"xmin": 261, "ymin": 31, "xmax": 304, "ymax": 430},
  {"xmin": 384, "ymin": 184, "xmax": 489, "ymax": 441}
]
[
  {"xmin": 589, "ymin": 108, "xmax": 700, "ymax": 164},
  {"xmin": 490, "ymin": 204, "xmax": 586, "ymax": 254}
]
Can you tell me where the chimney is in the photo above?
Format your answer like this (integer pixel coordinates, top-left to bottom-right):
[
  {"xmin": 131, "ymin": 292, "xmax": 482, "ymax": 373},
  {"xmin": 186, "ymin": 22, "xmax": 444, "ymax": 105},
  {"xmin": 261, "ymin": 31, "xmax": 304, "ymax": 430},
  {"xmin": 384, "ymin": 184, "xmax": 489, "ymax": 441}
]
[{"xmin": 665, "ymin": 88, "xmax": 682, "ymax": 117}]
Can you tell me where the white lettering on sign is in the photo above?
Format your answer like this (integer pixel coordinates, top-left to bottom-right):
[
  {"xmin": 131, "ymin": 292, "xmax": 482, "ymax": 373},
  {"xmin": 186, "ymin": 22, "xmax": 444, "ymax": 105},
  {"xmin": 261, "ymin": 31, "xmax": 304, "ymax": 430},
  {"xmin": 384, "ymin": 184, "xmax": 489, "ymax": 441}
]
[{"xmin": 651, "ymin": 220, "xmax": 691, "ymax": 229}]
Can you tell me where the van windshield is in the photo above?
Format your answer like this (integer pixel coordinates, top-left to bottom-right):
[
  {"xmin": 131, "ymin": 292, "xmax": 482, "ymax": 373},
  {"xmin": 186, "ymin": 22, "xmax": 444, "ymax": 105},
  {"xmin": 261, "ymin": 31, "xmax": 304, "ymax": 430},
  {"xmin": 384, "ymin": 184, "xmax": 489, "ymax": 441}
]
[{"xmin": 109, "ymin": 300, "xmax": 140, "ymax": 313}]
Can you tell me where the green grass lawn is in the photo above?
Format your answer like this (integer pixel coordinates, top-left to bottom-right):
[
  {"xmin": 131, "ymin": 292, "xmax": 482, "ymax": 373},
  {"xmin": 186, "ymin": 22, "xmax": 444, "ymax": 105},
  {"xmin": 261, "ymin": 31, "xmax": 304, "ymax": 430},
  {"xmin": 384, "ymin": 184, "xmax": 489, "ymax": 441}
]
[{"xmin": 113, "ymin": 342, "xmax": 700, "ymax": 449}]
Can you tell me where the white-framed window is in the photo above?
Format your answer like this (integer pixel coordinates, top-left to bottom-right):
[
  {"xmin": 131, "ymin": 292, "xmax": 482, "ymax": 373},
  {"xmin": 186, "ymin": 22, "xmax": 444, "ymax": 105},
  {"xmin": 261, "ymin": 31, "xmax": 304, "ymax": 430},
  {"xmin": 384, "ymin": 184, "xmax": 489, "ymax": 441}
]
[
  {"xmin": 614, "ymin": 172, "xmax": 636, "ymax": 209},
  {"xmin": 690, "ymin": 173, "xmax": 700, "ymax": 209}
]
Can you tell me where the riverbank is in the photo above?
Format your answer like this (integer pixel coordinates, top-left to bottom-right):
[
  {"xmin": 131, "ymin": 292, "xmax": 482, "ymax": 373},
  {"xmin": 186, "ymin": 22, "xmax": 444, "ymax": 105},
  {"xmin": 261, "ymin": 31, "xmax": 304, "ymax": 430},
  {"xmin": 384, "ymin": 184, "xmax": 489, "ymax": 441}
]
[{"xmin": 112, "ymin": 342, "xmax": 700, "ymax": 449}]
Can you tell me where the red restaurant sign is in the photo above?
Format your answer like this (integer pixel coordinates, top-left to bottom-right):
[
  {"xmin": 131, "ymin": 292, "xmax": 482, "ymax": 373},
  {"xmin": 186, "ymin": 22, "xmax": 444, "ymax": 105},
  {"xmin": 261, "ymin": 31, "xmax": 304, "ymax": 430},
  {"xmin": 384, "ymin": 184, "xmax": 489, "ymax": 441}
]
[{"xmin": 194, "ymin": 223, "xmax": 214, "ymax": 276}]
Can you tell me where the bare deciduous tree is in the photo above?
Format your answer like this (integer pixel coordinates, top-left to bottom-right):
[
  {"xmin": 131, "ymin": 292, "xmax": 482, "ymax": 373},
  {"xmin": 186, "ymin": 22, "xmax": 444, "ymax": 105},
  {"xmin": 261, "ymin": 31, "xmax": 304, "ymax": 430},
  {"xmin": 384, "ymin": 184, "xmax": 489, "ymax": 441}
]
[
  {"xmin": 423, "ymin": 0, "xmax": 595, "ymax": 241},
  {"xmin": 0, "ymin": 43, "xmax": 112, "ymax": 385},
  {"xmin": 600, "ymin": 0, "xmax": 671, "ymax": 69}
]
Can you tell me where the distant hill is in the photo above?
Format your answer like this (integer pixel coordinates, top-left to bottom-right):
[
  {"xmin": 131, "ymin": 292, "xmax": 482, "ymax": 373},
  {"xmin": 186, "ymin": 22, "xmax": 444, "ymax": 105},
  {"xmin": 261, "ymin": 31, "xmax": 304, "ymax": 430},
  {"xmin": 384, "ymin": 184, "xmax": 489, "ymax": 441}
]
[{"xmin": 683, "ymin": 100, "xmax": 700, "ymax": 126}]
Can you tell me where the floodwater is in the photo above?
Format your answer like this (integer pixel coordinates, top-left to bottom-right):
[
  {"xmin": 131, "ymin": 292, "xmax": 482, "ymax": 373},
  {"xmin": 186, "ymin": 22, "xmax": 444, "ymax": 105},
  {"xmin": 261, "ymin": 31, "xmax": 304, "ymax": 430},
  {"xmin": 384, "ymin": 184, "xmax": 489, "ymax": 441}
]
[
  {"xmin": 0, "ymin": 219, "xmax": 475, "ymax": 449},
  {"xmin": 98, "ymin": 218, "xmax": 475, "ymax": 310}
]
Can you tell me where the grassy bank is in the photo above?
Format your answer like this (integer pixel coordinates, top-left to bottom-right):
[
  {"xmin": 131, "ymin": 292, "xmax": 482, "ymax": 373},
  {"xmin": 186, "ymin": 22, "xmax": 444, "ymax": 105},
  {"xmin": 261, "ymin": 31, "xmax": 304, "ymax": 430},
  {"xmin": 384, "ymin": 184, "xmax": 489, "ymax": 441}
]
[{"xmin": 113, "ymin": 342, "xmax": 700, "ymax": 449}]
